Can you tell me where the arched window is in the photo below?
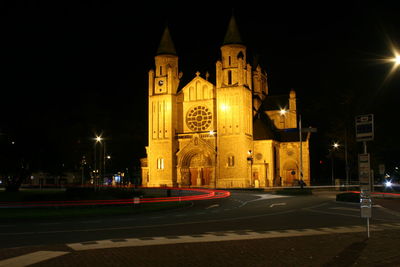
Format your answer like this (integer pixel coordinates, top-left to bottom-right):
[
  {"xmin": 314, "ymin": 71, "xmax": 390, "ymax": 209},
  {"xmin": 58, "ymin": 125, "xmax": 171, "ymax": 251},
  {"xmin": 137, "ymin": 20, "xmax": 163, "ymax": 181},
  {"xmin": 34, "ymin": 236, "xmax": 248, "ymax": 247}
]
[
  {"xmin": 157, "ymin": 158, "xmax": 164, "ymax": 170},
  {"xmin": 227, "ymin": 155, "xmax": 235, "ymax": 167},
  {"xmin": 227, "ymin": 70, "xmax": 232, "ymax": 85}
]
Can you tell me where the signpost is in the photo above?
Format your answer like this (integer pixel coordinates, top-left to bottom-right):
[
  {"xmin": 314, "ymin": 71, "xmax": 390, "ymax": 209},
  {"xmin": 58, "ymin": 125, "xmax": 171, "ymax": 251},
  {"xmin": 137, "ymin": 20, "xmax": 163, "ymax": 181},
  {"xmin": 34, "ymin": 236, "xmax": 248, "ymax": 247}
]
[
  {"xmin": 355, "ymin": 114, "xmax": 374, "ymax": 238},
  {"xmin": 355, "ymin": 114, "xmax": 374, "ymax": 142}
]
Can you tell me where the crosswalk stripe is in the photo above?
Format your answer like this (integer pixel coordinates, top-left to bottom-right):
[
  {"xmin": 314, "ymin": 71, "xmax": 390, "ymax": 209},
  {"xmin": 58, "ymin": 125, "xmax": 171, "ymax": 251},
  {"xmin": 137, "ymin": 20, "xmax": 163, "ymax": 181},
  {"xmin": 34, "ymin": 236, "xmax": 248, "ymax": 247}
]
[{"xmin": 66, "ymin": 223, "xmax": 400, "ymax": 251}]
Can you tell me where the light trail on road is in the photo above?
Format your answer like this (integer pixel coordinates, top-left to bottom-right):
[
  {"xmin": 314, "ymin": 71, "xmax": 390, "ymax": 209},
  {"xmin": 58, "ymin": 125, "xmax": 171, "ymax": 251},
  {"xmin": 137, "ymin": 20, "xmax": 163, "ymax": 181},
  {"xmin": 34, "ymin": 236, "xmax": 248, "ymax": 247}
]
[{"xmin": 0, "ymin": 188, "xmax": 230, "ymax": 208}]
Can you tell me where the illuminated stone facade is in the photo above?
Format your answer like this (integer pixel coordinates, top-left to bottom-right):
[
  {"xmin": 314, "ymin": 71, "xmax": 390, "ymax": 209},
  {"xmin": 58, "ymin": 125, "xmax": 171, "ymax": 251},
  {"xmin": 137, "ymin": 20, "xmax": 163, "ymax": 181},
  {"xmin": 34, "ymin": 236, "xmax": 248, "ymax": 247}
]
[{"xmin": 141, "ymin": 15, "xmax": 311, "ymax": 188}]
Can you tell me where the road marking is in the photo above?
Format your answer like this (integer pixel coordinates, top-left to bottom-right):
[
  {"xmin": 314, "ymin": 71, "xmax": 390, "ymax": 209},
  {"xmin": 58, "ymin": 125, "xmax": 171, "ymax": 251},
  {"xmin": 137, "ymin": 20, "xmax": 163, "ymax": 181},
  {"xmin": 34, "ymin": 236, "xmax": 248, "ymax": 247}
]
[
  {"xmin": 253, "ymin": 194, "xmax": 292, "ymax": 200},
  {"xmin": 238, "ymin": 194, "xmax": 291, "ymax": 207},
  {"xmin": 270, "ymin": 203, "xmax": 286, "ymax": 208},
  {"xmin": 0, "ymin": 251, "xmax": 69, "ymax": 267},
  {"xmin": 67, "ymin": 223, "xmax": 400, "ymax": 251},
  {"xmin": 206, "ymin": 204, "xmax": 219, "ymax": 209}
]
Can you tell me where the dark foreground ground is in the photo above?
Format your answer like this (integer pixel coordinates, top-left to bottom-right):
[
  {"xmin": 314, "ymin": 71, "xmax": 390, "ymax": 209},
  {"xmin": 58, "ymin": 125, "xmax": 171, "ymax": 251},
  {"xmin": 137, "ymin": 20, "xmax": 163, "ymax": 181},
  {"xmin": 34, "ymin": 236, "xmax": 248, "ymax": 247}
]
[
  {"xmin": 0, "ymin": 197, "xmax": 399, "ymax": 267},
  {"xmin": 0, "ymin": 227, "xmax": 399, "ymax": 267}
]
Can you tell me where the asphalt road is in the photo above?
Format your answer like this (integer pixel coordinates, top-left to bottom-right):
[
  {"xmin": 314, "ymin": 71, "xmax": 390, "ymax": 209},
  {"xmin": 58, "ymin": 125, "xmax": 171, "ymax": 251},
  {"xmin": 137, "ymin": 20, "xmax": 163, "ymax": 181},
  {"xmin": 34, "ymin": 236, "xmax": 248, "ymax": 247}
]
[{"xmin": 1, "ymin": 189, "xmax": 399, "ymax": 250}]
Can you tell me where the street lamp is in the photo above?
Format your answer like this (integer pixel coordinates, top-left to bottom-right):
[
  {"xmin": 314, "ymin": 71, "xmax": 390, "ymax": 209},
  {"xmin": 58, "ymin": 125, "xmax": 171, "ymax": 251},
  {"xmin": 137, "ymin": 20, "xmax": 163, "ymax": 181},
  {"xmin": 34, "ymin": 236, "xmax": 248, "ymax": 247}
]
[
  {"xmin": 247, "ymin": 150, "xmax": 253, "ymax": 187},
  {"xmin": 94, "ymin": 135, "xmax": 104, "ymax": 188},
  {"xmin": 393, "ymin": 55, "xmax": 400, "ymax": 66},
  {"xmin": 331, "ymin": 142, "xmax": 340, "ymax": 186}
]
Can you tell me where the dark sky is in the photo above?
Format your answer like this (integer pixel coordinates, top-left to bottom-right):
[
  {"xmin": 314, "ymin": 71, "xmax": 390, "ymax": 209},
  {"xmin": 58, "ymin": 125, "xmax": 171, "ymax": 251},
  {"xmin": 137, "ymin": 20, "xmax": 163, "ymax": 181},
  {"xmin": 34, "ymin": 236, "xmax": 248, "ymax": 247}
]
[{"xmin": 1, "ymin": 1, "xmax": 400, "ymax": 176}]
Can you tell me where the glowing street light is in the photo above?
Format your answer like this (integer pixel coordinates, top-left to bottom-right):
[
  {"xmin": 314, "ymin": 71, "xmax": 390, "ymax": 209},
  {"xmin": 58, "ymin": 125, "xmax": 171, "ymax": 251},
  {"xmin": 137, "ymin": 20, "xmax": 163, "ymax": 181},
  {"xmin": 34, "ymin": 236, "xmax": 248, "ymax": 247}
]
[
  {"xmin": 279, "ymin": 108, "xmax": 287, "ymax": 116},
  {"xmin": 394, "ymin": 55, "xmax": 400, "ymax": 66},
  {"xmin": 333, "ymin": 142, "xmax": 340, "ymax": 149},
  {"xmin": 385, "ymin": 180, "xmax": 392, "ymax": 188}
]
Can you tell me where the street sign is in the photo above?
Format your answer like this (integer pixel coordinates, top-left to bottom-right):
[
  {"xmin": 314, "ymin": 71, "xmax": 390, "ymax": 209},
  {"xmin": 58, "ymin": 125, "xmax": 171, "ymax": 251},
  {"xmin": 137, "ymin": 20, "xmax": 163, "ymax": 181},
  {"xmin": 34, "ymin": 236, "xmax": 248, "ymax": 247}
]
[
  {"xmin": 358, "ymin": 153, "xmax": 371, "ymax": 193},
  {"xmin": 360, "ymin": 198, "xmax": 372, "ymax": 218},
  {"xmin": 355, "ymin": 114, "xmax": 374, "ymax": 142}
]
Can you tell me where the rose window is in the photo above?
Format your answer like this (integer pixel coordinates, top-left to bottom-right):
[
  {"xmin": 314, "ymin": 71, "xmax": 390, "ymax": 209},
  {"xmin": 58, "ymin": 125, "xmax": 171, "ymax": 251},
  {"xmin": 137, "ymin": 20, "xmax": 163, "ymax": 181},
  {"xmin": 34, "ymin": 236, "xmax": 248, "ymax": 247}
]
[{"xmin": 186, "ymin": 106, "xmax": 212, "ymax": 131}]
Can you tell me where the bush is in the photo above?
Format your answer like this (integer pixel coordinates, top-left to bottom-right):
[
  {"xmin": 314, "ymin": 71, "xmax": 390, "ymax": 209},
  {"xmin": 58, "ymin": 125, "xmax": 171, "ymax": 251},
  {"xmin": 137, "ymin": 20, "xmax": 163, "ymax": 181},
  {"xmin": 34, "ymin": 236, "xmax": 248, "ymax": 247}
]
[{"xmin": 336, "ymin": 192, "xmax": 360, "ymax": 203}]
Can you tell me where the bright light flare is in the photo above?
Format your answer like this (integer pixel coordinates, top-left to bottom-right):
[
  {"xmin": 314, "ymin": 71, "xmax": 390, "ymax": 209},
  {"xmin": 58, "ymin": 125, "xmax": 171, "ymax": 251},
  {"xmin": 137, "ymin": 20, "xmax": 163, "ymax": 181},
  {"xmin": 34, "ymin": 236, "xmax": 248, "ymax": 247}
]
[
  {"xmin": 220, "ymin": 104, "xmax": 228, "ymax": 111},
  {"xmin": 385, "ymin": 180, "xmax": 392, "ymax": 188},
  {"xmin": 332, "ymin": 142, "xmax": 339, "ymax": 149},
  {"xmin": 95, "ymin": 136, "xmax": 102, "ymax": 142},
  {"xmin": 394, "ymin": 55, "xmax": 400, "ymax": 66},
  {"xmin": 279, "ymin": 109, "xmax": 287, "ymax": 116}
]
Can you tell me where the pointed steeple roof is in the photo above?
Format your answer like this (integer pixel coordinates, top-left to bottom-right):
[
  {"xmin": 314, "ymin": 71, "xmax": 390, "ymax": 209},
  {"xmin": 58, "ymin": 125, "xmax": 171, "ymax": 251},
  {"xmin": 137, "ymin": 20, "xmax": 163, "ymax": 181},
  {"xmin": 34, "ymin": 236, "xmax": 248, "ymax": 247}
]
[
  {"xmin": 223, "ymin": 14, "xmax": 243, "ymax": 45},
  {"xmin": 156, "ymin": 25, "xmax": 177, "ymax": 56}
]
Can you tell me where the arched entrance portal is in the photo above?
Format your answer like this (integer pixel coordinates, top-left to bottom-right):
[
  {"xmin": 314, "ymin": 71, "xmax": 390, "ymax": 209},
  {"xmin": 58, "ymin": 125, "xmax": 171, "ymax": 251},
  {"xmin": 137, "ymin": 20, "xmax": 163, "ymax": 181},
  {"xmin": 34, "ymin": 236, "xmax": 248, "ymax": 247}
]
[
  {"xmin": 189, "ymin": 153, "xmax": 212, "ymax": 186},
  {"xmin": 177, "ymin": 135, "xmax": 216, "ymax": 188},
  {"xmin": 282, "ymin": 161, "xmax": 299, "ymax": 186},
  {"xmin": 180, "ymin": 152, "xmax": 213, "ymax": 187}
]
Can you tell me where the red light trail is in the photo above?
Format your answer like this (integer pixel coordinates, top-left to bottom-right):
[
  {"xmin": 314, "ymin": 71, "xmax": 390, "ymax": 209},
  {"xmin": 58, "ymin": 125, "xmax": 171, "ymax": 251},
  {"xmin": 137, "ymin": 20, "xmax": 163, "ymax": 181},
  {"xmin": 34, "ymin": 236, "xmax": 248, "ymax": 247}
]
[{"xmin": 0, "ymin": 187, "xmax": 231, "ymax": 208}]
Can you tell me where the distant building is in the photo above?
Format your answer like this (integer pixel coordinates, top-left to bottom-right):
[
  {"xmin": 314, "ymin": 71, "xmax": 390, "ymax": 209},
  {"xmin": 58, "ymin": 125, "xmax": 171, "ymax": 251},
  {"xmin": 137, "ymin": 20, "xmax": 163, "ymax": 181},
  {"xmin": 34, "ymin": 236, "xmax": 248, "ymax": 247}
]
[{"xmin": 141, "ymin": 15, "xmax": 311, "ymax": 188}]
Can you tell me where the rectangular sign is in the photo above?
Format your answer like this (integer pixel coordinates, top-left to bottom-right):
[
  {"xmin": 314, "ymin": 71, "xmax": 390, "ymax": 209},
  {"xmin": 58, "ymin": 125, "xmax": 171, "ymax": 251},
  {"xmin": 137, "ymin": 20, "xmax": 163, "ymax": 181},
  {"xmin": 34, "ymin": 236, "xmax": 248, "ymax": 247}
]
[
  {"xmin": 358, "ymin": 154, "xmax": 370, "ymax": 184},
  {"xmin": 355, "ymin": 114, "xmax": 374, "ymax": 142},
  {"xmin": 360, "ymin": 198, "xmax": 372, "ymax": 218}
]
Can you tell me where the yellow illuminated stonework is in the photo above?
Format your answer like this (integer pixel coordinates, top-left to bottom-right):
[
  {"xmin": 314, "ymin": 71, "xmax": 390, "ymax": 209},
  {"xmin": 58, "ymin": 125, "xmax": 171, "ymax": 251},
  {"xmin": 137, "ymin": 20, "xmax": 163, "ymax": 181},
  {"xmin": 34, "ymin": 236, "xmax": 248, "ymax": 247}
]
[{"xmin": 141, "ymin": 15, "xmax": 311, "ymax": 188}]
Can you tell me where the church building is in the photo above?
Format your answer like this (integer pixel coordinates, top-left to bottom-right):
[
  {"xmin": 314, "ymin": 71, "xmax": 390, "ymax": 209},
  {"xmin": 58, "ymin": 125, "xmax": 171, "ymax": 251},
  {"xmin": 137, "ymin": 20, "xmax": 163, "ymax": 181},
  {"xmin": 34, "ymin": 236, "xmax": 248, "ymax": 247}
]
[{"xmin": 141, "ymin": 15, "xmax": 311, "ymax": 188}]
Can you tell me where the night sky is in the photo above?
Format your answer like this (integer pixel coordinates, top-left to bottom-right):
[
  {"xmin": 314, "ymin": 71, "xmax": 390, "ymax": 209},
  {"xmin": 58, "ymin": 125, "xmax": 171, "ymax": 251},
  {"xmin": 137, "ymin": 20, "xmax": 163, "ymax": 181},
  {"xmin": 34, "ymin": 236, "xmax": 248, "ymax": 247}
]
[{"xmin": 2, "ymin": 1, "xmax": 400, "ymax": 181}]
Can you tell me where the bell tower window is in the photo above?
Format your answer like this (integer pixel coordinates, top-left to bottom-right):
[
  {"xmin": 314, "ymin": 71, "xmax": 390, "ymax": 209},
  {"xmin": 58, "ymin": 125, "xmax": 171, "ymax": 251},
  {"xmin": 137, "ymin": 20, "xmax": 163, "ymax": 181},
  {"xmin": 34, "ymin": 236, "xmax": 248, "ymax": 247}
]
[
  {"xmin": 228, "ymin": 155, "xmax": 235, "ymax": 167},
  {"xmin": 228, "ymin": 70, "xmax": 232, "ymax": 85},
  {"xmin": 157, "ymin": 158, "xmax": 164, "ymax": 170}
]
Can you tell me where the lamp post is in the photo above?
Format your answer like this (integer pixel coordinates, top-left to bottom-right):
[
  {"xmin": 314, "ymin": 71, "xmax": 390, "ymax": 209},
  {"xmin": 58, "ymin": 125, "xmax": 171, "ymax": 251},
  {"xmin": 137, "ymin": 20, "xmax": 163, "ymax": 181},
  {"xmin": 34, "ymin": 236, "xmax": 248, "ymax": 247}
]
[
  {"xmin": 247, "ymin": 150, "xmax": 253, "ymax": 187},
  {"xmin": 94, "ymin": 135, "xmax": 103, "ymax": 188},
  {"xmin": 331, "ymin": 142, "xmax": 340, "ymax": 186},
  {"xmin": 106, "ymin": 155, "xmax": 111, "ymax": 184}
]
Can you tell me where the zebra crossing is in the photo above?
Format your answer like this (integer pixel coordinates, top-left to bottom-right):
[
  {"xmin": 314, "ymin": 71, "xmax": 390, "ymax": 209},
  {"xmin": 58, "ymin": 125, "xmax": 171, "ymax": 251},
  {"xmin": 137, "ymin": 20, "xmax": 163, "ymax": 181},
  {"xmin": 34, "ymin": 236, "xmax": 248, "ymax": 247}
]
[{"xmin": 67, "ymin": 222, "xmax": 400, "ymax": 251}]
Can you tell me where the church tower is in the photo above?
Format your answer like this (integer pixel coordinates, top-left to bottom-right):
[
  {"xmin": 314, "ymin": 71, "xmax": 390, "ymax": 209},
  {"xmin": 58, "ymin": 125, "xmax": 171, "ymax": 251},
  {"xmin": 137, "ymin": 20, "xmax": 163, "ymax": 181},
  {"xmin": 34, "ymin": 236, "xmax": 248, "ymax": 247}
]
[
  {"xmin": 146, "ymin": 26, "xmax": 179, "ymax": 186},
  {"xmin": 215, "ymin": 15, "xmax": 254, "ymax": 187}
]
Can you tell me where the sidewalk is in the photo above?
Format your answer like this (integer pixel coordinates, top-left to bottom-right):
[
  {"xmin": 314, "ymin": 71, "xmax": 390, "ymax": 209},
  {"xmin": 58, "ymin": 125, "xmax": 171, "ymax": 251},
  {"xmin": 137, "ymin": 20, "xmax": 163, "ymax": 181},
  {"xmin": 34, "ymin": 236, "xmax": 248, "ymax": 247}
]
[{"xmin": 1, "ymin": 228, "xmax": 399, "ymax": 267}]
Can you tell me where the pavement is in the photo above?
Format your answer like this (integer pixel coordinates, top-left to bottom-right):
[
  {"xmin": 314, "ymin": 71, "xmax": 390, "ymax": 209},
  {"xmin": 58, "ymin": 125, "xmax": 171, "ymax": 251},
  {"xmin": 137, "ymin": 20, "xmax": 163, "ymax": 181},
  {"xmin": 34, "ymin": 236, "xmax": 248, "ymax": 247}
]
[
  {"xmin": 0, "ymin": 193, "xmax": 399, "ymax": 266},
  {"xmin": 1, "ymin": 225, "xmax": 400, "ymax": 266}
]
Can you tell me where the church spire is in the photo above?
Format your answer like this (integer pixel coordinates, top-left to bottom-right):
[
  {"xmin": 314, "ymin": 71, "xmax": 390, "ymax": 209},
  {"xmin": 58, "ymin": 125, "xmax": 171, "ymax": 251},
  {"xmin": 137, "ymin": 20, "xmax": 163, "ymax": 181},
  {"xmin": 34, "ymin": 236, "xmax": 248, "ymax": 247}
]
[
  {"xmin": 223, "ymin": 13, "xmax": 243, "ymax": 45},
  {"xmin": 156, "ymin": 25, "xmax": 176, "ymax": 55}
]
